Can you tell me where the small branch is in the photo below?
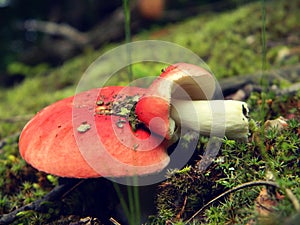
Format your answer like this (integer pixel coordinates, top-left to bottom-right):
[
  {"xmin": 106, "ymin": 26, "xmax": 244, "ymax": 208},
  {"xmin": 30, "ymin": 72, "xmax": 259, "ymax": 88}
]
[
  {"xmin": 219, "ymin": 64, "xmax": 300, "ymax": 97},
  {"xmin": 285, "ymin": 188, "xmax": 300, "ymax": 212},
  {"xmin": 176, "ymin": 195, "xmax": 188, "ymax": 220},
  {"xmin": 0, "ymin": 179, "xmax": 83, "ymax": 225},
  {"xmin": 24, "ymin": 20, "xmax": 89, "ymax": 46},
  {"xmin": 184, "ymin": 180, "xmax": 280, "ymax": 224},
  {"xmin": 109, "ymin": 217, "xmax": 122, "ymax": 225},
  {"xmin": 277, "ymin": 82, "xmax": 300, "ymax": 96}
]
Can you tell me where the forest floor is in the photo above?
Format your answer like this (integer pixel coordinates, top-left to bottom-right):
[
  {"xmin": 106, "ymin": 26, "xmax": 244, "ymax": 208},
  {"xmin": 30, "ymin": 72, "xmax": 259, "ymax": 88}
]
[{"xmin": 0, "ymin": 1, "xmax": 299, "ymax": 224}]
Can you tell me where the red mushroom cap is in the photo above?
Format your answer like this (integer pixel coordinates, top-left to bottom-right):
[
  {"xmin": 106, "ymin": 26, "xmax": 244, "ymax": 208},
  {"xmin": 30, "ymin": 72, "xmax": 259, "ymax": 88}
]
[
  {"xmin": 135, "ymin": 63, "xmax": 215, "ymax": 139},
  {"xmin": 19, "ymin": 86, "xmax": 169, "ymax": 178}
]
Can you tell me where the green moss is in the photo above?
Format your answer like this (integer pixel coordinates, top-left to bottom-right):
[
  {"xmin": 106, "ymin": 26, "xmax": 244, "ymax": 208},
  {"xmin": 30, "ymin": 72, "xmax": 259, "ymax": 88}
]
[
  {"xmin": 7, "ymin": 62, "xmax": 50, "ymax": 78},
  {"xmin": 0, "ymin": 0, "xmax": 299, "ymax": 224},
  {"xmin": 155, "ymin": 1, "xmax": 299, "ymax": 78},
  {"xmin": 149, "ymin": 93, "xmax": 299, "ymax": 224}
]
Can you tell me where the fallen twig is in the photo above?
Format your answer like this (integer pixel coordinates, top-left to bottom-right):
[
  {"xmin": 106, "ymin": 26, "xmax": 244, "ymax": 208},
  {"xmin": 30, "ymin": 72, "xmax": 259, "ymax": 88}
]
[
  {"xmin": 185, "ymin": 180, "xmax": 280, "ymax": 224},
  {"xmin": 176, "ymin": 195, "xmax": 188, "ymax": 220},
  {"xmin": 24, "ymin": 20, "xmax": 88, "ymax": 46},
  {"xmin": 109, "ymin": 217, "xmax": 122, "ymax": 225},
  {"xmin": 0, "ymin": 179, "xmax": 83, "ymax": 225},
  {"xmin": 285, "ymin": 188, "xmax": 300, "ymax": 212},
  {"xmin": 220, "ymin": 64, "xmax": 300, "ymax": 97}
]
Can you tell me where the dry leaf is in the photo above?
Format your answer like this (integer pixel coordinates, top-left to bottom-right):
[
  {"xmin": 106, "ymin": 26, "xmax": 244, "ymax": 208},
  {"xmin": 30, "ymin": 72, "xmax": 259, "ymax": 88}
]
[
  {"xmin": 255, "ymin": 188, "xmax": 277, "ymax": 217},
  {"xmin": 247, "ymin": 188, "xmax": 285, "ymax": 225},
  {"xmin": 264, "ymin": 116, "xmax": 288, "ymax": 133}
]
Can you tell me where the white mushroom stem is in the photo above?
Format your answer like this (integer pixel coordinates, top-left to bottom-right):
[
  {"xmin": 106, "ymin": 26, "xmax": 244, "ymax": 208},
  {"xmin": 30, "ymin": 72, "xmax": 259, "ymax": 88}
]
[{"xmin": 170, "ymin": 100, "xmax": 249, "ymax": 140}]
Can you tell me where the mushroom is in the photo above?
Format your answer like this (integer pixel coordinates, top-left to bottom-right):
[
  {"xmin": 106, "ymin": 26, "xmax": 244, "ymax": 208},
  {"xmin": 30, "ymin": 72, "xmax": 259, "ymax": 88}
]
[
  {"xmin": 18, "ymin": 63, "xmax": 249, "ymax": 224},
  {"xmin": 135, "ymin": 63, "xmax": 249, "ymax": 141},
  {"xmin": 19, "ymin": 63, "xmax": 249, "ymax": 178},
  {"xmin": 19, "ymin": 86, "xmax": 169, "ymax": 178}
]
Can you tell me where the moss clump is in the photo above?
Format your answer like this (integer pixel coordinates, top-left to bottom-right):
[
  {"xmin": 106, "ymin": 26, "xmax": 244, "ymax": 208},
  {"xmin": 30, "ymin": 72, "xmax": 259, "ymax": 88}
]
[
  {"xmin": 152, "ymin": 166, "xmax": 224, "ymax": 224},
  {"xmin": 157, "ymin": 0, "xmax": 299, "ymax": 78},
  {"xmin": 148, "ymin": 92, "xmax": 300, "ymax": 224}
]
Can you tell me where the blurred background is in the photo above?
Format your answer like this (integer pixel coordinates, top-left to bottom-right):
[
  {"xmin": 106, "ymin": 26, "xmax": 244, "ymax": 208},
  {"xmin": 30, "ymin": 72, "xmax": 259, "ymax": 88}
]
[{"xmin": 0, "ymin": 0, "xmax": 260, "ymax": 87}]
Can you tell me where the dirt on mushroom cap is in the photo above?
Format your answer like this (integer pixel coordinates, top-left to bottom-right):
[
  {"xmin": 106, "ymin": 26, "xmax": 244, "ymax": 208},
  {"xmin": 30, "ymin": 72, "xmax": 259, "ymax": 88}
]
[{"xmin": 19, "ymin": 86, "xmax": 170, "ymax": 178}]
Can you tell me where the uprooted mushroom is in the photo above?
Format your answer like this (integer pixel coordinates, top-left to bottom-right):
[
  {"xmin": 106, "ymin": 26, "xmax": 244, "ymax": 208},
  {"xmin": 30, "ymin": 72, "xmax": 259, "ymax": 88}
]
[
  {"xmin": 18, "ymin": 62, "xmax": 249, "ymax": 223},
  {"xmin": 19, "ymin": 62, "xmax": 249, "ymax": 178}
]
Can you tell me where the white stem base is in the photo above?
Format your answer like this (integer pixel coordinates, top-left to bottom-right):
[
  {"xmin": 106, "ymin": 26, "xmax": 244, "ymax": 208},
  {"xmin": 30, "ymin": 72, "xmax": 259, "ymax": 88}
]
[{"xmin": 170, "ymin": 100, "xmax": 249, "ymax": 140}]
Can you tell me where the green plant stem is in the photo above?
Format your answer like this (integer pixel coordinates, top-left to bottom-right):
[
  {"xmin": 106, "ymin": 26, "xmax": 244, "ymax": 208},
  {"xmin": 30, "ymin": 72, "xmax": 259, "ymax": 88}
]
[
  {"xmin": 127, "ymin": 185, "xmax": 135, "ymax": 224},
  {"xmin": 113, "ymin": 178, "xmax": 141, "ymax": 225},
  {"xmin": 127, "ymin": 177, "xmax": 140, "ymax": 225},
  {"xmin": 257, "ymin": 0, "xmax": 279, "ymax": 192},
  {"xmin": 259, "ymin": 0, "xmax": 268, "ymax": 120},
  {"xmin": 261, "ymin": 0, "xmax": 267, "ymax": 75},
  {"xmin": 123, "ymin": 0, "xmax": 133, "ymax": 82},
  {"xmin": 133, "ymin": 176, "xmax": 141, "ymax": 224},
  {"xmin": 113, "ymin": 183, "xmax": 131, "ymax": 222}
]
